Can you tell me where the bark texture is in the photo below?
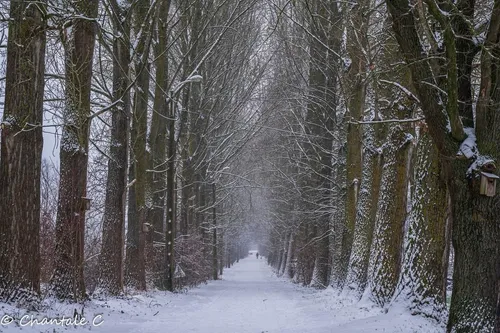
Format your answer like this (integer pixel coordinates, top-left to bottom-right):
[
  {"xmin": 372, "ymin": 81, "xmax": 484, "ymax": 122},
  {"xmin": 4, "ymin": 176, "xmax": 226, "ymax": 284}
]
[
  {"xmin": 387, "ymin": 0, "xmax": 500, "ymax": 330},
  {"xmin": 343, "ymin": 124, "xmax": 383, "ymax": 298},
  {"xmin": 99, "ymin": 0, "xmax": 131, "ymax": 295},
  {"xmin": 339, "ymin": 0, "xmax": 369, "ymax": 289},
  {"xmin": 369, "ymin": 123, "xmax": 410, "ymax": 306},
  {"xmin": 126, "ymin": 0, "xmax": 150, "ymax": 291},
  {"xmin": 0, "ymin": 0, "xmax": 46, "ymax": 302},
  {"xmin": 394, "ymin": 131, "xmax": 448, "ymax": 320},
  {"xmin": 51, "ymin": 0, "xmax": 99, "ymax": 301}
]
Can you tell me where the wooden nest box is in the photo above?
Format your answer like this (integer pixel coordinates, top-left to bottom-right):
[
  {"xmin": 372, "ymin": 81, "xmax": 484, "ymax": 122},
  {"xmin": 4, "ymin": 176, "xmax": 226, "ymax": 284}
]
[{"xmin": 479, "ymin": 162, "xmax": 498, "ymax": 197}]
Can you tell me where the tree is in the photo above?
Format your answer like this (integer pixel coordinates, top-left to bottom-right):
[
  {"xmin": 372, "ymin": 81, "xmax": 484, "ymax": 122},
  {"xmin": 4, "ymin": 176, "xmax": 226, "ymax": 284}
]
[
  {"xmin": 126, "ymin": 0, "xmax": 152, "ymax": 291},
  {"xmin": 51, "ymin": 0, "xmax": 99, "ymax": 301},
  {"xmin": 99, "ymin": 0, "xmax": 132, "ymax": 295},
  {"xmin": 368, "ymin": 108, "xmax": 412, "ymax": 306},
  {"xmin": 394, "ymin": 128, "xmax": 448, "ymax": 320},
  {"xmin": 365, "ymin": 33, "xmax": 415, "ymax": 307},
  {"xmin": 343, "ymin": 121, "xmax": 384, "ymax": 298},
  {"xmin": 386, "ymin": 0, "xmax": 500, "ymax": 330},
  {"xmin": 0, "ymin": 0, "xmax": 47, "ymax": 302},
  {"xmin": 148, "ymin": 0, "xmax": 171, "ymax": 248},
  {"xmin": 338, "ymin": 0, "xmax": 370, "ymax": 290},
  {"xmin": 341, "ymin": 6, "xmax": 386, "ymax": 300},
  {"xmin": 304, "ymin": 0, "xmax": 341, "ymax": 289}
]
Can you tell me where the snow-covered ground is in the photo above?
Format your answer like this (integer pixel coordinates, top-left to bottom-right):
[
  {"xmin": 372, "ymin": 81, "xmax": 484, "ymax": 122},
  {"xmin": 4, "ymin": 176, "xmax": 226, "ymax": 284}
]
[{"xmin": 0, "ymin": 256, "xmax": 443, "ymax": 332}]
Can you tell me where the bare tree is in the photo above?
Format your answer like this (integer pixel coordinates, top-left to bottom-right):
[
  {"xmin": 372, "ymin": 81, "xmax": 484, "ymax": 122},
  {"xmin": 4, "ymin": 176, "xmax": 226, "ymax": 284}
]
[
  {"xmin": 0, "ymin": 0, "xmax": 47, "ymax": 303},
  {"xmin": 51, "ymin": 0, "xmax": 99, "ymax": 301},
  {"xmin": 126, "ymin": 0, "xmax": 153, "ymax": 291},
  {"xmin": 98, "ymin": 0, "xmax": 132, "ymax": 295}
]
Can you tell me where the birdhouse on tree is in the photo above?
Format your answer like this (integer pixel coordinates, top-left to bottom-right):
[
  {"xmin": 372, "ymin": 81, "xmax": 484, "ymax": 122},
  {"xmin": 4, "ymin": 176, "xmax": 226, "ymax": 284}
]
[{"xmin": 480, "ymin": 172, "xmax": 498, "ymax": 197}]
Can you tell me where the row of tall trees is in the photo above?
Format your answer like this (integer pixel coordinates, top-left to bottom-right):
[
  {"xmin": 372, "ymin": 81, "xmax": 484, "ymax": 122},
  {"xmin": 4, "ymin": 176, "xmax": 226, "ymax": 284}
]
[
  {"xmin": 1, "ymin": 0, "xmax": 499, "ymax": 332},
  {"xmin": 259, "ymin": 0, "xmax": 499, "ymax": 332},
  {"xmin": 0, "ymin": 0, "xmax": 264, "ymax": 304}
]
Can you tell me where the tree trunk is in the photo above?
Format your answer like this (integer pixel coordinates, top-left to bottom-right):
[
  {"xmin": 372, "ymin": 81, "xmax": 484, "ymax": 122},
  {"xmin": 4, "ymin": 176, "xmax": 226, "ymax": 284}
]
[
  {"xmin": 278, "ymin": 234, "xmax": 287, "ymax": 276},
  {"xmin": 447, "ymin": 3, "xmax": 500, "ymax": 330},
  {"xmin": 343, "ymin": 124, "xmax": 383, "ymax": 298},
  {"xmin": 296, "ymin": 222, "xmax": 315, "ymax": 285},
  {"xmin": 219, "ymin": 224, "xmax": 224, "ymax": 276},
  {"xmin": 330, "ymin": 124, "xmax": 347, "ymax": 287},
  {"xmin": 164, "ymin": 93, "xmax": 176, "ymax": 291},
  {"xmin": 394, "ymin": 131, "xmax": 448, "ymax": 320},
  {"xmin": 180, "ymin": 162, "xmax": 194, "ymax": 236},
  {"xmin": 284, "ymin": 233, "xmax": 295, "ymax": 279},
  {"xmin": 301, "ymin": 0, "xmax": 337, "ymax": 289},
  {"xmin": 0, "ymin": 0, "xmax": 46, "ymax": 302},
  {"xmin": 339, "ymin": 0, "xmax": 370, "ymax": 289},
  {"xmin": 212, "ymin": 183, "xmax": 218, "ymax": 280},
  {"xmin": 386, "ymin": 0, "xmax": 500, "ymax": 329},
  {"xmin": 148, "ymin": 0, "xmax": 172, "ymax": 244},
  {"xmin": 446, "ymin": 160, "xmax": 500, "ymax": 332},
  {"xmin": 51, "ymin": 0, "xmax": 99, "ymax": 301},
  {"xmin": 99, "ymin": 0, "xmax": 131, "ymax": 295},
  {"xmin": 178, "ymin": 1, "xmax": 202, "ymax": 238},
  {"xmin": 369, "ymin": 125, "xmax": 411, "ymax": 306},
  {"xmin": 126, "ymin": 0, "xmax": 150, "ymax": 291}
]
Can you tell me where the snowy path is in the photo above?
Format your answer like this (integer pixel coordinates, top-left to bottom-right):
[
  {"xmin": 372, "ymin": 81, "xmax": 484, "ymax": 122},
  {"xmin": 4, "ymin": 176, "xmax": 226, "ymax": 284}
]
[
  {"xmin": 95, "ymin": 256, "xmax": 440, "ymax": 333},
  {"xmin": 0, "ymin": 256, "xmax": 442, "ymax": 332},
  {"xmin": 113, "ymin": 256, "xmax": 346, "ymax": 333}
]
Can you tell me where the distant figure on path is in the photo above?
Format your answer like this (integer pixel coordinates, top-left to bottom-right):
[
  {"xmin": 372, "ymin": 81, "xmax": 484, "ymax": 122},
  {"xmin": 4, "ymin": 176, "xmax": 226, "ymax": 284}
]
[{"xmin": 256, "ymin": 252, "xmax": 259, "ymax": 259}]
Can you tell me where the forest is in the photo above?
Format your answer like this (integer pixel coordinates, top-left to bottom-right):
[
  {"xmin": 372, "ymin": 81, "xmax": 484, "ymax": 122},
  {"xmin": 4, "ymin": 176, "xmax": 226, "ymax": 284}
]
[{"xmin": 0, "ymin": 0, "xmax": 499, "ymax": 332}]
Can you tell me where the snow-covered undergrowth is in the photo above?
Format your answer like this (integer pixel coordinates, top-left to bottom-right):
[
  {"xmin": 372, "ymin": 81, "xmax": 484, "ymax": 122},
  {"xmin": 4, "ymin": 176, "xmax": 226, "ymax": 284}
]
[{"xmin": 0, "ymin": 257, "xmax": 444, "ymax": 332}]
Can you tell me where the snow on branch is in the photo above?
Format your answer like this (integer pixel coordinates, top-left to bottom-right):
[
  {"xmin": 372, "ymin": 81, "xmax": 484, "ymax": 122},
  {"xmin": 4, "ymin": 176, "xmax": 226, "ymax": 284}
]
[
  {"xmin": 457, "ymin": 127, "xmax": 477, "ymax": 160},
  {"xmin": 348, "ymin": 117, "xmax": 425, "ymax": 125},
  {"xmin": 379, "ymin": 79, "xmax": 420, "ymax": 103},
  {"xmin": 457, "ymin": 128, "xmax": 497, "ymax": 178}
]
